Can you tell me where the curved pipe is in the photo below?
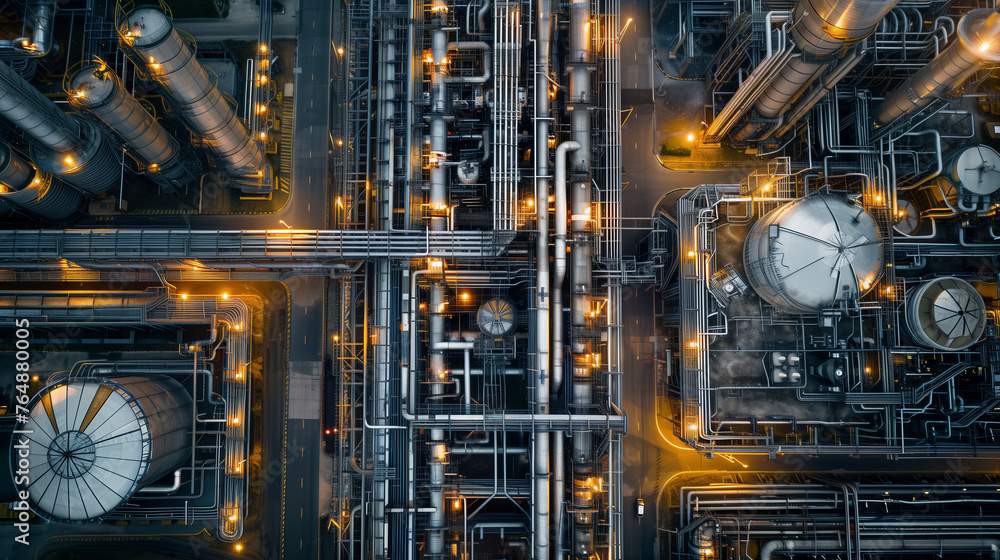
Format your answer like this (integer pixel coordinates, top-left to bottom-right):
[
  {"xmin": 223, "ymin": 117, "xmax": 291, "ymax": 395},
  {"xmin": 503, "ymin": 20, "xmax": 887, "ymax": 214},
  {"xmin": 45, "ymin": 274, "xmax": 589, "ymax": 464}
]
[
  {"xmin": 137, "ymin": 469, "xmax": 182, "ymax": 493},
  {"xmin": 445, "ymin": 41, "xmax": 491, "ymax": 83},
  {"xmin": 553, "ymin": 140, "xmax": 581, "ymax": 397},
  {"xmin": 760, "ymin": 538, "xmax": 1000, "ymax": 560}
]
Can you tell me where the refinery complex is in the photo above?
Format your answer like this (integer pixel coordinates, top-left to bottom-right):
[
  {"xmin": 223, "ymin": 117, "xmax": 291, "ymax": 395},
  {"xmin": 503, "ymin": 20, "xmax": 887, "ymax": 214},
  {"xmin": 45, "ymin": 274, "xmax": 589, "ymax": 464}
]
[{"xmin": 0, "ymin": 0, "xmax": 999, "ymax": 559}]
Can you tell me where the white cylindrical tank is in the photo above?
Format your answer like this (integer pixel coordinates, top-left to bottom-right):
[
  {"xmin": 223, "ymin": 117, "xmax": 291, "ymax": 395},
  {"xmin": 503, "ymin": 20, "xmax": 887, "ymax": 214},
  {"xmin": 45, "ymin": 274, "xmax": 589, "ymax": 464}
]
[
  {"xmin": 11, "ymin": 375, "xmax": 192, "ymax": 523},
  {"xmin": 0, "ymin": 141, "xmax": 84, "ymax": 220},
  {"xmin": 949, "ymin": 145, "xmax": 1000, "ymax": 197},
  {"xmin": 69, "ymin": 62, "xmax": 200, "ymax": 191},
  {"xmin": 743, "ymin": 194, "xmax": 884, "ymax": 313},
  {"xmin": 904, "ymin": 277, "xmax": 987, "ymax": 350}
]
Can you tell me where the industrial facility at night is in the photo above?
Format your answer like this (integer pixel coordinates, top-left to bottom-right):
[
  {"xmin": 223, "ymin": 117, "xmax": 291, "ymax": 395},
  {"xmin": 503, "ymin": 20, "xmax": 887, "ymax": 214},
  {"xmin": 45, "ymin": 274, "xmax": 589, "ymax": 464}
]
[{"xmin": 0, "ymin": 0, "xmax": 998, "ymax": 559}]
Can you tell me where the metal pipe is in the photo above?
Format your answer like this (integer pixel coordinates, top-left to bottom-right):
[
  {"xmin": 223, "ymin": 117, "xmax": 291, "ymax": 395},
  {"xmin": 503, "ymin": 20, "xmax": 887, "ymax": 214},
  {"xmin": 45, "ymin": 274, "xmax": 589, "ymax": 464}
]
[
  {"xmin": 533, "ymin": 3, "xmax": 554, "ymax": 558},
  {"xmin": 553, "ymin": 140, "xmax": 581, "ymax": 396},
  {"xmin": 756, "ymin": 0, "xmax": 900, "ymax": 119},
  {"xmin": 760, "ymin": 538, "xmax": 1000, "ymax": 560},
  {"xmin": 878, "ymin": 9, "xmax": 1000, "ymax": 124},
  {"xmin": 445, "ymin": 41, "xmax": 491, "ymax": 83},
  {"xmin": 137, "ymin": 469, "xmax": 182, "ymax": 493},
  {"xmin": 17, "ymin": 0, "xmax": 58, "ymax": 57}
]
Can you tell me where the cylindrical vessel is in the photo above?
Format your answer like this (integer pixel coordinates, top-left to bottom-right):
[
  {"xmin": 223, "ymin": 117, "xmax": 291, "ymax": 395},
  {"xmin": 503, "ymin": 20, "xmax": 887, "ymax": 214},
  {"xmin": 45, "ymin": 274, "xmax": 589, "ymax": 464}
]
[
  {"xmin": 755, "ymin": 0, "xmax": 899, "ymax": 118},
  {"xmin": 28, "ymin": 116, "xmax": 120, "ymax": 195},
  {"xmin": 121, "ymin": 7, "xmax": 262, "ymax": 176},
  {"xmin": 70, "ymin": 63, "xmax": 199, "ymax": 189},
  {"xmin": 743, "ymin": 194, "xmax": 884, "ymax": 313},
  {"xmin": 878, "ymin": 9, "xmax": 1000, "ymax": 124},
  {"xmin": 0, "ymin": 60, "xmax": 80, "ymax": 152},
  {"xmin": 10, "ymin": 375, "xmax": 192, "ymax": 522},
  {"xmin": 904, "ymin": 277, "xmax": 987, "ymax": 350},
  {"xmin": 0, "ymin": 61, "xmax": 118, "ymax": 195},
  {"xmin": 0, "ymin": 141, "xmax": 83, "ymax": 220}
]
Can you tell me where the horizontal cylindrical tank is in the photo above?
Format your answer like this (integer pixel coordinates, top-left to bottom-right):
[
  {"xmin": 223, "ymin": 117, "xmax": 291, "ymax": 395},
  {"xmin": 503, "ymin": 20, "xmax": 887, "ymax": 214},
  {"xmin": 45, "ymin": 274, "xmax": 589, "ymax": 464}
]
[
  {"xmin": 949, "ymin": 144, "xmax": 1000, "ymax": 196},
  {"xmin": 11, "ymin": 375, "xmax": 192, "ymax": 523},
  {"xmin": 69, "ymin": 62, "xmax": 199, "ymax": 190},
  {"xmin": 0, "ymin": 61, "xmax": 118, "ymax": 195},
  {"xmin": 904, "ymin": 277, "xmax": 987, "ymax": 350},
  {"xmin": 0, "ymin": 141, "xmax": 83, "ymax": 220},
  {"xmin": 743, "ymin": 194, "xmax": 884, "ymax": 313},
  {"xmin": 877, "ymin": 9, "xmax": 1000, "ymax": 124},
  {"xmin": 120, "ymin": 7, "xmax": 262, "ymax": 177},
  {"xmin": 755, "ymin": 0, "xmax": 900, "ymax": 118}
]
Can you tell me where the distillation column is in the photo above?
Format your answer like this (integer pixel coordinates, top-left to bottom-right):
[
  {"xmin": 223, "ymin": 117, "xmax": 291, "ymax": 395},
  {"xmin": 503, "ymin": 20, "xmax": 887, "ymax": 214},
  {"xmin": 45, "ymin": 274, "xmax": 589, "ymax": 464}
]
[
  {"xmin": 876, "ymin": 9, "xmax": 1000, "ymax": 125},
  {"xmin": 0, "ymin": 61, "xmax": 118, "ymax": 195},
  {"xmin": 426, "ymin": 5, "xmax": 450, "ymax": 557},
  {"xmin": 0, "ymin": 141, "xmax": 83, "ymax": 220},
  {"xmin": 69, "ymin": 62, "xmax": 200, "ymax": 191},
  {"xmin": 568, "ymin": 0, "xmax": 596, "ymax": 557},
  {"xmin": 120, "ymin": 8, "xmax": 265, "ymax": 183}
]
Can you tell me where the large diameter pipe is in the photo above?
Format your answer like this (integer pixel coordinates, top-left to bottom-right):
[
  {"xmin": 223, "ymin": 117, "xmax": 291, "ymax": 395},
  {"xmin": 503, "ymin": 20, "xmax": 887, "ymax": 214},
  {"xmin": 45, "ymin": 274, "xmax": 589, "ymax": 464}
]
[
  {"xmin": 877, "ymin": 9, "xmax": 1000, "ymax": 125},
  {"xmin": 553, "ymin": 140, "xmax": 581, "ymax": 396},
  {"xmin": 760, "ymin": 539, "xmax": 1000, "ymax": 560},
  {"xmin": 121, "ymin": 8, "xmax": 262, "ymax": 176},
  {"xmin": 755, "ymin": 0, "xmax": 899, "ymax": 118},
  {"xmin": 534, "ymin": 0, "xmax": 553, "ymax": 556},
  {"xmin": 69, "ymin": 63, "xmax": 199, "ymax": 190}
]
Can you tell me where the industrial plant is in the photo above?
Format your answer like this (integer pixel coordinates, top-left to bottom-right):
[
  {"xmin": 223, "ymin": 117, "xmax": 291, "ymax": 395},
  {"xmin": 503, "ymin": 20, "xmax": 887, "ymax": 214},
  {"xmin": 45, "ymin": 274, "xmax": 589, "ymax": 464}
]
[{"xmin": 0, "ymin": 0, "xmax": 997, "ymax": 559}]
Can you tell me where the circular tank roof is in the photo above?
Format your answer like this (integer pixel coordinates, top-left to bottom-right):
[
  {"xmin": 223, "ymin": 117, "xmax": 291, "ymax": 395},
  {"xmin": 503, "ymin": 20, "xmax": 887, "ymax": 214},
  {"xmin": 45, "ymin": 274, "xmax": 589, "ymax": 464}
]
[
  {"xmin": 12, "ymin": 379, "xmax": 154, "ymax": 522},
  {"xmin": 743, "ymin": 194, "xmax": 884, "ymax": 313},
  {"xmin": 70, "ymin": 66, "xmax": 117, "ymax": 107},
  {"xmin": 125, "ymin": 8, "xmax": 173, "ymax": 48},
  {"xmin": 905, "ymin": 276, "xmax": 987, "ymax": 350},
  {"xmin": 951, "ymin": 145, "xmax": 1000, "ymax": 196}
]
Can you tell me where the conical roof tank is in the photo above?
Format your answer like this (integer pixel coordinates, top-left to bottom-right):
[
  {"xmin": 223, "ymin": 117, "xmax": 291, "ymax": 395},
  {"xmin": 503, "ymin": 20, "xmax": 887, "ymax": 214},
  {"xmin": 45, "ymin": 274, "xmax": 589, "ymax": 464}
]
[
  {"xmin": 10, "ymin": 375, "xmax": 192, "ymax": 523},
  {"xmin": 743, "ymin": 194, "xmax": 884, "ymax": 313}
]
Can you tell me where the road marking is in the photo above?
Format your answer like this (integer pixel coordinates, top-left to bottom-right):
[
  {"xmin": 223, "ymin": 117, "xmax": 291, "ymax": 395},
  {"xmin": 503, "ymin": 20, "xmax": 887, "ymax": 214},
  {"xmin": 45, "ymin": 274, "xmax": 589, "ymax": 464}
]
[
  {"xmin": 301, "ymin": 539, "xmax": 303, "ymax": 549},
  {"xmin": 310, "ymin": 99, "xmax": 314, "ymax": 108},
  {"xmin": 634, "ymin": 52, "xmax": 637, "ymax": 60},
  {"xmin": 635, "ymin": 142, "xmax": 638, "ymax": 149},
  {"xmin": 302, "ymin": 420, "xmax": 305, "ymax": 428},
  {"xmin": 301, "ymin": 447, "xmax": 305, "ymax": 457},
  {"xmin": 301, "ymin": 507, "xmax": 303, "ymax": 517},
  {"xmin": 309, "ymin": 150, "xmax": 313, "ymax": 158},
  {"xmin": 304, "ymin": 335, "xmax": 308, "ymax": 345},
  {"xmin": 301, "ymin": 478, "xmax": 304, "ymax": 488},
  {"xmin": 309, "ymin": 176, "xmax": 312, "ymax": 184},
  {"xmin": 304, "ymin": 306, "xmax": 308, "ymax": 315},
  {"xmin": 308, "ymin": 203, "xmax": 311, "ymax": 211},
  {"xmin": 310, "ymin": 126, "xmax": 313, "ymax": 134}
]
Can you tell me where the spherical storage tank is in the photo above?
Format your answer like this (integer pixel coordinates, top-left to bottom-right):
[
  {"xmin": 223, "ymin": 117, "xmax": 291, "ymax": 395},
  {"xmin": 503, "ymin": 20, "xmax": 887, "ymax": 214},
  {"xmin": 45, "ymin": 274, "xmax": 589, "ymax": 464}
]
[
  {"xmin": 10, "ymin": 376, "xmax": 191, "ymax": 522},
  {"xmin": 743, "ymin": 194, "xmax": 884, "ymax": 313}
]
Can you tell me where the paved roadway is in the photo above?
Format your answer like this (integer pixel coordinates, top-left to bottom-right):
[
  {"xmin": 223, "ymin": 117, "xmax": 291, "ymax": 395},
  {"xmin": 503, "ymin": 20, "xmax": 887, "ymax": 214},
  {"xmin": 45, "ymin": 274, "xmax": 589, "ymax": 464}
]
[{"xmin": 161, "ymin": 2, "xmax": 335, "ymax": 559}]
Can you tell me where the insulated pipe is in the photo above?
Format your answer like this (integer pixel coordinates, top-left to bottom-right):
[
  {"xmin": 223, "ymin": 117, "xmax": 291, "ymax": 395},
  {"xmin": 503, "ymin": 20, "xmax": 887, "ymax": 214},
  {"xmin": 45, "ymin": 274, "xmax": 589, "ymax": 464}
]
[
  {"xmin": 69, "ymin": 63, "xmax": 199, "ymax": 190},
  {"xmin": 754, "ymin": 0, "xmax": 900, "ymax": 119},
  {"xmin": 553, "ymin": 140, "xmax": 580, "ymax": 397},
  {"xmin": 534, "ymin": 0, "xmax": 553, "ymax": 557},
  {"xmin": 760, "ymin": 538, "xmax": 1000, "ymax": 560},
  {"xmin": 877, "ymin": 9, "xmax": 1000, "ymax": 124},
  {"xmin": 136, "ymin": 469, "xmax": 182, "ymax": 493},
  {"xmin": 445, "ymin": 42, "xmax": 492, "ymax": 83},
  {"xmin": 477, "ymin": 0, "xmax": 491, "ymax": 33},
  {"xmin": 121, "ymin": 8, "xmax": 263, "ymax": 177}
]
